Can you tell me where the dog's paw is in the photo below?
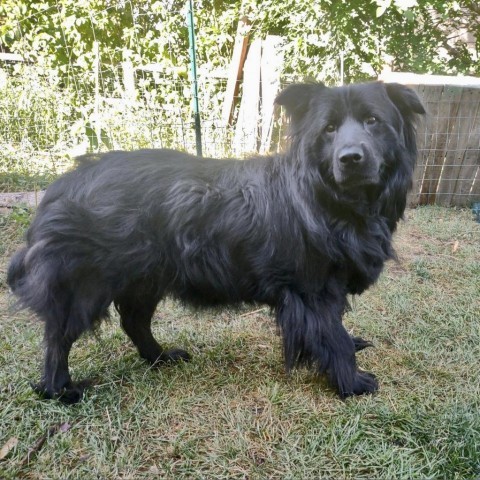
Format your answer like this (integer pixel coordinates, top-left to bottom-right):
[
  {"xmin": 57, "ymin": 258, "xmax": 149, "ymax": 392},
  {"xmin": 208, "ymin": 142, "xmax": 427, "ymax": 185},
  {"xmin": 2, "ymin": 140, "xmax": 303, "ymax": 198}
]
[
  {"xmin": 340, "ymin": 370, "xmax": 379, "ymax": 398},
  {"xmin": 31, "ymin": 380, "xmax": 91, "ymax": 404},
  {"xmin": 351, "ymin": 336, "xmax": 374, "ymax": 352},
  {"xmin": 153, "ymin": 348, "xmax": 192, "ymax": 366}
]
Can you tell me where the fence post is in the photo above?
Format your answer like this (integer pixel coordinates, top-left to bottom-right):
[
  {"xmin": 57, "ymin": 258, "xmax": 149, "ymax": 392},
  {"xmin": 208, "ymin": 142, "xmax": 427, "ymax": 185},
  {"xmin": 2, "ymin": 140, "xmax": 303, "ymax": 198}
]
[
  {"xmin": 93, "ymin": 41, "xmax": 101, "ymax": 150},
  {"xmin": 186, "ymin": 0, "xmax": 202, "ymax": 157}
]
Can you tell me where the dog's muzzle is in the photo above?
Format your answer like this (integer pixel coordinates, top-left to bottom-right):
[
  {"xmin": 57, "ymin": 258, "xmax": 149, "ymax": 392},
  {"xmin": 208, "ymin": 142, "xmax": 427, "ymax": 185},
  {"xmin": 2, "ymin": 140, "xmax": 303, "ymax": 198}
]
[{"xmin": 333, "ymin": 143, "xmax": 380, "ymax": 187}]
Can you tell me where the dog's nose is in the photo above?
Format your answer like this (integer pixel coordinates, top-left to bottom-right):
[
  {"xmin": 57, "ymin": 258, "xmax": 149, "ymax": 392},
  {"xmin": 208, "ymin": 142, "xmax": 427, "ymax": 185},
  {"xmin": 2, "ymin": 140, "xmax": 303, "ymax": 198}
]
[{"xmin": 338, "ymin": 147, "xmax": 364, "ymax": 166}]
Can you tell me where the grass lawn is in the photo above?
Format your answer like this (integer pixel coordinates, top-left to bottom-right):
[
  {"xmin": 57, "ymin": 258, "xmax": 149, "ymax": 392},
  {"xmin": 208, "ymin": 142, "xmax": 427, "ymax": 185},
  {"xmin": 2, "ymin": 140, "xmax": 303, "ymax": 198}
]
[{"xmin": 0, "ymin": 206, "xmax": 479, "ymax": 479}]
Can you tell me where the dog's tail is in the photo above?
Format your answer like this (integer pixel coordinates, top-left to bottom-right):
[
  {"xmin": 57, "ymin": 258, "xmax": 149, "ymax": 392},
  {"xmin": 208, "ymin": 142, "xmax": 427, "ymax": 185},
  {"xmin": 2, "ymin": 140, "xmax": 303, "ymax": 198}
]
[
  {"xmin": 7, "ymin": 243, "xmax": 61, "ymax": 318},
  {"xmin": 7, "ymin": 246, "xmax": 28, "ymax": 295}
]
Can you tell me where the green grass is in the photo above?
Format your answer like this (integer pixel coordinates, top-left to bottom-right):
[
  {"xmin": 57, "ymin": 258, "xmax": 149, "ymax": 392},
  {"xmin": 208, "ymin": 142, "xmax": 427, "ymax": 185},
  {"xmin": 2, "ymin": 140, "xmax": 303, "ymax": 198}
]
[
  {"xmin": 0, "ymin": 172, "xmax": 60, "ymax": 193},
  {"xmin": 0, "ymin": 206, "xmax": 479, "ymax": 479}
]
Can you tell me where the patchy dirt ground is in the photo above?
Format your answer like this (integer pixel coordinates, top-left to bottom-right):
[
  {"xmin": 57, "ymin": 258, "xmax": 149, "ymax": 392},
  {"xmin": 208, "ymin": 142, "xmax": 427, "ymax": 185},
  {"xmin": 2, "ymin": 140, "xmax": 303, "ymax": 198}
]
[{"xmin": 0, "ymin": 191, "xmax": 45, "ymax": 213}]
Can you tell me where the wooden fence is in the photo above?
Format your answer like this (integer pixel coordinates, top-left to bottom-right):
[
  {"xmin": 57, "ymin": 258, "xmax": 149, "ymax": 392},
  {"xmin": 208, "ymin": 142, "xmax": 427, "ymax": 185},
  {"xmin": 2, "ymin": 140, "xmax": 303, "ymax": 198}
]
[
  {"xmin": 380, "ymin": 74, "xmax": 480, "ymax": 207},
  {"xmin": 411, "ymin": 85, "xmax": 480, "ymax": 207}
]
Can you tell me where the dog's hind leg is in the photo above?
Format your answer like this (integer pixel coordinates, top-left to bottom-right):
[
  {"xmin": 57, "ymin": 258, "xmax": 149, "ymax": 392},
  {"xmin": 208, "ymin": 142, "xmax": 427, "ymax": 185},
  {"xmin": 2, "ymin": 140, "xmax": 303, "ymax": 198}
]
[
  {"xmin": 114, "ymin": 286, "xmax": 191, "ymax": 366},
  {"xmin": 33, "ymin": 296, "xmax": 99, "ymax": 404}
]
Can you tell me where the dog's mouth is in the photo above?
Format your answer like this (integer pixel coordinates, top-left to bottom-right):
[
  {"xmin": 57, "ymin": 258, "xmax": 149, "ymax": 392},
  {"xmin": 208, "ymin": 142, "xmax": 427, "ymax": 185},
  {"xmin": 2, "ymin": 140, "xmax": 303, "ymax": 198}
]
[
  {"xmin": 337, "ymin": 175, "xmax": 380, "ymax": 189},
  {"xmin": 332, "ymin": 150, "xmax": 381, "ymax": 190}
]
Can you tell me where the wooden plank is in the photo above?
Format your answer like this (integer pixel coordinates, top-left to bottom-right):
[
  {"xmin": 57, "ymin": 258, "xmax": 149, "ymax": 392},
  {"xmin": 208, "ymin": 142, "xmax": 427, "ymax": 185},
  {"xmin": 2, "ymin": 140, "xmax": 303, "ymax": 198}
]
[
  {"xmin": 122, "ymin": 59, "xmax": 136, "ymax": 102},
  {"xmin": 0, "ymin": 190, "xmax": 45, "ymax": 208},
  {"xmin": 259, "ymin": 35, "xmax": 284, "ymax": 154},
  {"xmin": 451, "ymin": 89, "xmax": 480, "ymax": 205},
  {"xmin": 417, "ymin": 85, "xmax": 445, "ymax": 205},
  {"xmin": 221, "ymin": 16, "xmax": 251, "ymax": 127},
  {"xmin": 435, "ymin": 86, "xmax": 468, "ymax": 206},
  {"xmin": 414, "ymin": 85, "xmax": 434, "ymax": 191},
  {"xmin": 233, "ymin": 38, "xmax": 262, "ymax": 156},
  {"xmin": 470, "ymin": 167, "xmax": 480, "ymax": 199},
  {"xmin": 436, "ymin": 88, "xmax": 480, "ymax": 206},
  {"xmin": 408, "ymin": 84, "xmax": 428, "ymax": 206},
  {"xmin": 379, "ymin": 71, "xmax": 480, "ymax": 87}
]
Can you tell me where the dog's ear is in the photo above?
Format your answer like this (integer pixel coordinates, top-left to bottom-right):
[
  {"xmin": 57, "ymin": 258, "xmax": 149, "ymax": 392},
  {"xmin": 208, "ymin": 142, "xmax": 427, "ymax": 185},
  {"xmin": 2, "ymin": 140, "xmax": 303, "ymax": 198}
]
[
  {"xmin": 275, "ymin": 83, "xmax": 326, "ymax": 120},
  {"xmin": 385, "ymin": 83, "xmax": 426, "ymax": 117}
]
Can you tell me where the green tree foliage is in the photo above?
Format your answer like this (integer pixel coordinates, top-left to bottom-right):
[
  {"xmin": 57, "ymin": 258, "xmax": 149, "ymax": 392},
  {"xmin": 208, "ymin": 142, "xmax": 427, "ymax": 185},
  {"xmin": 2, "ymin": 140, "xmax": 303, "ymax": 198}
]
[
  {"xmin": 0, "ymin": 1, "xmax": 477, "ymax": 175},
  {"xmin": 0, "ymin": 1, "xmax": 190, "ymax": 79},
  {"xmin": 245, "ymin": 0, "xmax": 479, "ymax": 81},
  {"xmin": 0, "ymin": 0, "xmax": 478, "ymax": 84}
]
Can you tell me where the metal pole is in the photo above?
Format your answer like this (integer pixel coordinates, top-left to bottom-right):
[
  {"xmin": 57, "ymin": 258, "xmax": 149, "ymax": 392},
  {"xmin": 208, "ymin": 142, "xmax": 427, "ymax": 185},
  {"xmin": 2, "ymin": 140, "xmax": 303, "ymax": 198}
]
[
  {"xmin": 186, "ymin": 0, "xmax": 202, "ymax": 157},
  {"xmin": 340, "ymin": 51, "xmax": 344, "ymax": 86}
]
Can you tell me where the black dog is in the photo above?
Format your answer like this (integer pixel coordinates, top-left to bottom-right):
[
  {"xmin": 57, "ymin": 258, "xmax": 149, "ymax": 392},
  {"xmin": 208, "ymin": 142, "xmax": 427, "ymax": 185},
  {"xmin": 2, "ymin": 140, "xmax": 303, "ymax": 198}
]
[{"xmin": 8, "ymin": 82, "xmax": 425, "ymax": 403}]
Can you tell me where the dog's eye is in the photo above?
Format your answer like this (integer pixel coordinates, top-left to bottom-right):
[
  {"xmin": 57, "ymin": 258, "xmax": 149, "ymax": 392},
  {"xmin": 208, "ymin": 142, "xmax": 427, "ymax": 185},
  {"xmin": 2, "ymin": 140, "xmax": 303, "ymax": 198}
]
[
  {"xmin": 365, "ymin": 116, "xmax": 378, "ymax": 125},
  {"xmin": 325, "ymin": 124, "xmax": 336, "ymax": 133}
]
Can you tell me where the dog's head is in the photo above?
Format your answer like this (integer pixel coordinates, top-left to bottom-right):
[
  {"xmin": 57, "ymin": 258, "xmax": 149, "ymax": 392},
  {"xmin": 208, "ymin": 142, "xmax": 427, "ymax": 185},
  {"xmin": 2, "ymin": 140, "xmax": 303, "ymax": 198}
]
[{"xmin": 275, "ymin": 82, "xmax": 425, "ymax": 193}]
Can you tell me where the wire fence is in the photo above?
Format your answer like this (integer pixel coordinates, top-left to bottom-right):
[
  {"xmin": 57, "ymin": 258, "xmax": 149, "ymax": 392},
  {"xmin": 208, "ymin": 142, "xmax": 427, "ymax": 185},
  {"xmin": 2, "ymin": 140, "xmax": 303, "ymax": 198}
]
[
  {"xmin": 410, "ymin": 84, "xmax": 480, "ymax": 207},
  {"xmin": 0, "ymin": 5, "xmax": 479, "ymax": 207}
]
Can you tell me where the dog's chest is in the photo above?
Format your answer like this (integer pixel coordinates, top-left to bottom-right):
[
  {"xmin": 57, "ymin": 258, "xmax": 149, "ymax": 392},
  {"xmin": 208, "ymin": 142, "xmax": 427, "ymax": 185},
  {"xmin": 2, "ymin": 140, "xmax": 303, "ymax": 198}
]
[{"xmin": 331, "ymin": 219, "xmax": 392, "ymax": 292}]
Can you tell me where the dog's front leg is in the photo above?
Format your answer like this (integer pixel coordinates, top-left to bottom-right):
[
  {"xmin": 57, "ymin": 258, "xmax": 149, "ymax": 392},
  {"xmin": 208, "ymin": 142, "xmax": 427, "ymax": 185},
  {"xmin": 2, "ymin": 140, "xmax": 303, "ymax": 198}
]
[{"xmin": 276, "ymin": 289, "xmax": 378, "ymax": 398}]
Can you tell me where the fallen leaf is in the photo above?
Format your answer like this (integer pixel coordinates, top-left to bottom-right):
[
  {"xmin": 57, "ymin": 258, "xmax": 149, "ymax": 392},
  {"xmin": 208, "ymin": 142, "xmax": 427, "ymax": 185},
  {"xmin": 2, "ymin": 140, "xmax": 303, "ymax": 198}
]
[
  {"xmin": 59, "ymin": 422, "xmax": 71, "ymax": 433},
  {"xmin": 452, "ymin": 241, "xmax": 459, "ymax": 253},
  {"xmin": 0, "ymin": 437, "xmax": 18, "ymax": 460}
]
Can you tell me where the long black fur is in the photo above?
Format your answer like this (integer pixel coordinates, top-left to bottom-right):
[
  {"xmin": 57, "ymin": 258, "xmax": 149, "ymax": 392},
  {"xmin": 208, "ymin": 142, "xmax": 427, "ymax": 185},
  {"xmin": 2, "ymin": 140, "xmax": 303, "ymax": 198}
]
[{"xmin": 8, "ymin": 81, "xmax": 425, "ymax": 403}]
